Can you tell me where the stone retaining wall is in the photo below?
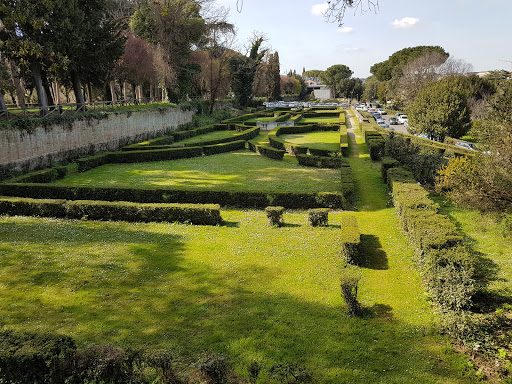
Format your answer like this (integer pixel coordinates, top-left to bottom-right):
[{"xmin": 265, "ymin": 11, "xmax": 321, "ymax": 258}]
[{"xmin": 0, "ymin": 107, "xmax": 194, "ymax": 179}]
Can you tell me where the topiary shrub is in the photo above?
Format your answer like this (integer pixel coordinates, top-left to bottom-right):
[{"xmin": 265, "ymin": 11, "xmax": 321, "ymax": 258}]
[
  {"xmin": 309, "ymin": 208, "xmax": 329, "ymax": 226},
  {"xmin": 340, "ymin": 268, "xmax": 361, "ymax": 316},
  {"xmin": 265, "ymin": 206, "xmax": 284, "ymax": 227}
]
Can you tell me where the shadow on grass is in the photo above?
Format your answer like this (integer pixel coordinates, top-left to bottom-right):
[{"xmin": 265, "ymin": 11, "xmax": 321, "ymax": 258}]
[
  {"xmin": 358, "ymin": 234, "xmax": 389, "ymax": 270},
  {"xmin": 0, "ymin": 219, "xmax": 474, "ymax": 384}
]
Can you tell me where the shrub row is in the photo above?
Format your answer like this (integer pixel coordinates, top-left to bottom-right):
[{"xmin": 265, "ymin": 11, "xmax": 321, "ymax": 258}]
[
  {"xmin": 296, "ymin": 154, "xmax": 347, "ymax": 168},
  {"xmin": 340, "ymin": 125, "xmax": 349, "ymax": 157},
  {"xmin": 386, "ymin": 167, "xmax": 476, "ymax": 311},
  {"xmin": 77, "ymin": 141, "xmax": 247, "ymax": 172},
  {"xmin": 7, "ymin": 166, "xmax": 68, "ymax": 183},
  {"xmin": 340, "ymin": 215, "xmax": 361, "ymax": 264},
  {"xmin": 364, "ymin": 130, "xmax": 385, "ymax": 161},
  {"xmin": 172, "ymin": 127, "xmax": 259, "ymax": 148},
  {"xmin": 0, "ymin": 183, "xmax": 346, "ymax": 209},
  {"xmin": 248, "ymin": 140, "xmax": 286, "ymax": 161},
  {"xmin": 274, "ymin": 113, "xmax": 291, "ymax": 122},
  {"xmin": 0, "ymin": 196, "xmax": 222, "ymax": 225},
  {"xmin": 384, "ymin": 133, "xmax": 447, "ymax": 184}
]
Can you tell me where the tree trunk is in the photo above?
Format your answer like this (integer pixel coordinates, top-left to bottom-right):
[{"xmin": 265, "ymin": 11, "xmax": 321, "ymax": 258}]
[
  {"xmin": 71, "ymin": 70, "xmax": 85, "ymax": 105},
  {"xmin": 87, "ymin": 83, "xmax": 93, "ymax": 103},
  {"xmin": 30, "ymin": 61, "xmax": 48, "ymax": 112},
  {"xmin": 110, "ymin": 81, "xmax": 117, "ymax": 103},
  {"xmin": 9, "ymin": 59, "xmax": 26, "ymax": 109},
  {"xmin": 123, "ymin": 81, "xmax": 128, "ymax": 101},
  {"xmin": 42, "ymin": 72, "xmax": 55, "ymax": 107},
  {"xmin": 0, "ymin": 91, "xmax": 7, "ymax": 111},
  {"xmin": 52, "ymin": 81, "xmax": 61, "ymax": 104}
]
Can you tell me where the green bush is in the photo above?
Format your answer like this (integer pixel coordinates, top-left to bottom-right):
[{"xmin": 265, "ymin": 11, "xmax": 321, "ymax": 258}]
[
  {"xmin": 0, "ymin": 196, "xmax": 68, "ymax": 218},
  {"xmin": 0, "ymin": 196, "xmax": 222, "ymax": 225},
  {"xmin": 296, "ymin": 154, "xmax": 345, "ymax": 168},
  {"xmin": 0, "ymin": 183, "xmax": 346, "ymax": 209},
  {"xmin": 253, "ymin": 143, "xmax": 285, "ymax": 160},
  {"xmin": 202, "ymin": 140, "xmax": 246, "ymax": 156},
  {"xmin": 380, "ymin": 157, "xmax": 400, "ymax": 183},
  {"xmin": 309, "ymin": 208, "xmax": 329, "ymax": 226},
  {"xmin": 7, "ymin": 166, "xmax": 68, "ymax": 183},
  {"xmin": 0, "ymin": 330, "xmax": 76, "ymax": 384},
  {"xmin": 265, "ymin": 206, "xmax": 284, "ymax": 227},
  {"xmin": 77, "ymin": 152, "xmax": 111, "ymax": 172},
  {"xmin": 340, "ymin": 215, "xmax": 361, "ymax": 265},
  {"xmin": 340, "ymin": 267, "xmax": 361, "ymax": 316},
  {"xmin": 387, "ymin": 166, "xmax": 476, "ymax": 311}
]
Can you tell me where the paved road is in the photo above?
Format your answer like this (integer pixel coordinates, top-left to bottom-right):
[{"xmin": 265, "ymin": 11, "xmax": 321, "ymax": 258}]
[{"xmin": 380, "ymin": 113, "xmax": 409, "ymax": 134}]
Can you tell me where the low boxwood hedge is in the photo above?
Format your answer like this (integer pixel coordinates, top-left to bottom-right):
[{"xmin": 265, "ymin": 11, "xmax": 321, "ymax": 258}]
[
  {"xmin": 7, "ymin": 166, "xmax": 68, "ymax": 183},
  {"xmin": 0, "ymin": 183, "xmax": 346, "ymax": 209},
  {"xmin": 340, "ymin": 215, "xmax": 361, "ymax": 264},
  {"xmin": 296, "ymin": 154, "xmax": 346, "ymax": 168},
  {"xmin": 386, "ymin": 166, "xmax": 476, "ymax": 311},
  {"xmin": 0, "ymin": 196, "xmax": 222, "ymax": 225}
]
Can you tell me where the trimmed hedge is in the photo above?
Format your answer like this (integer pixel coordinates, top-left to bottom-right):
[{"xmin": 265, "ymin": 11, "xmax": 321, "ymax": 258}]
[
  {"xmin": 380, "ymin": 156, "xmax": 400, "ymax": 183},
  {"xmin": 386, "ymin": 167, "xmax": 476, "ymax": 311},
  {"xmin": 340, "ymin": 125, "xmax": 349, "ymax": 157},
  {"xmin": 248, "ymin": 140, "xmax": 286, "ymax": 161},
  {"xmin": 202, "ymin": 140, "xmax": 246, "ymax": 156},
  {"xmin": 7, "ymin": 166, "xmax": 67, "ymax": 183},
  {"xmin": 265, "ymin": 206, "xmax": 284, "ymax": 226},
  {"xmin": 0, "ymin": 183, "xmax": 346, "ymax": 209},
  {"xmin": 340, "ymin": 215, "xmax": 361, "ymax": 264},
  {"xmin": 296, "ymin": 154, "xmax": 346, "ymax": 168},
  {"xmin": 309, "ymin": 208, "xmax": 329, "ymax": 226},
  {"xmin": 0, "ymin": 196, "xmax": 222, "ymax": 225}
]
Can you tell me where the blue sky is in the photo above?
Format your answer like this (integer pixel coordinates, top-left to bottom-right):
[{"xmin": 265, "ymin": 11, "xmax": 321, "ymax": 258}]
[{"xmin": 214, "ymin": 0, "xmax": 511, "ymax": 78}]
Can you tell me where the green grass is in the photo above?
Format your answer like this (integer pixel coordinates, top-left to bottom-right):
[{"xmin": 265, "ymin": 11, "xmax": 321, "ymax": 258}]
[
  {"xmin": 245, "ymin": 117, "xmax": 276, "ymax": 123},
  {"xmin": 298, "ymin": 116, "xmax": 341, "ymax": 124},
  {"xmin": 52, "ymin": 151, "xmax": 341, "ymax": 193},
  {"xmin": 280, "ymin": 131, "xmax": 341, "ymax": 151},
  {"xmin": 0, "ymin": 122, "xmax": 480, "ymax": 382},
  {"xmin": 171, "ymin": 130, "xmax": 240, "ymax": 146},
  {"xmin": 432, "ymin": 197, "xmax": 512, "ymax": 301},
  {"xmin": 0, "ymin": 210, "xmax": 473, "ymax": 383}
]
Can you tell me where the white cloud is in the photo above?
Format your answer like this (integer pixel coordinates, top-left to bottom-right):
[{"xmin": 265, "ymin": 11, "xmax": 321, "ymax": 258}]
[
  {"xmin": 336, "ymin": 27, "xmax": 354, "ymax": 34},
  {"xmin": 344, "ymin": 47, "xmax": 361, "ymax": 52},
  {"xmin": 311, "ymin": 3, "xmax": 329, "ymax": 16},
  {"xmin": 391, "ymin": 17, "xmax": 420, "ymax": 29}
]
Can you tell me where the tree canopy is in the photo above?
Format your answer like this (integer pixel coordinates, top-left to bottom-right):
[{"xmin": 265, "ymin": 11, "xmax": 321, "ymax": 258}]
[
  {"xmin": 408, "ymin": 76, "xmax": 472, "ymax": 141},
  {"xmin": 319, "ymin": 64, "xmax": 353, "ymax": 98},
  {"xmin": 370, "ymin": 46, "xmax": 448, "ymax": 82}
]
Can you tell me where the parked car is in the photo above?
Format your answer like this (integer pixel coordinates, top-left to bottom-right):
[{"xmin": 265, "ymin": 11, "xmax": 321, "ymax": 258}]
[
  {"xmin": 455, "ymin": 141, "xmax": 478, "ymax": 150},
  {"xmin": 389, "ymin": 117, "xmax": 398, "ymax": 125},
  {"xmin": 376, "ymin": 108, "xmax": 387, "ymax": 115},
  {"xmin": 398, "ymin": 114, "xmax": 408, "ymax": 124},
  {"xmin": 376, "ymin": 118, "xmax": 385, "ymax": 125},
  {"xmin": 395, "ymin": 113, "xmax": 403, "ymax": 118}
]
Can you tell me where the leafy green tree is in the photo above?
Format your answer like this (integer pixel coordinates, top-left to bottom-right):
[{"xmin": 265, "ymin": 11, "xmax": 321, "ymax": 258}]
[
  {"xmin": 131, "ymin": 0, "xmax": 206, "ymax": 102},
  {"xmin": 302, "ymin": 69, "xmax": 323, "ymax": 79},
  {"xmin": 229, "ymin": 36, "xmax": 266, "ymax": 108},
  {"xmin": 319, "ymin": 64, "xmax": 353, "ymax": 98},
  {"xmin": 408, "ymin": 77, "xmax": 471, "ymax": 141},
  {"xmin": 370, "ymin": 46, "xmax": 448, "ymax": 82},
  {"xmin": 362, "ymin": 75, "xmax": 379, "ymax": 102},
  {"xmin": 266, "ymin": 52, "xmax": 280, "ymax": 101}
]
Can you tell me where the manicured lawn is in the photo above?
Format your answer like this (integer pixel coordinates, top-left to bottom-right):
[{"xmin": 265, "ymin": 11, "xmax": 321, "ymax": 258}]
[
  {"xmin": 52, "ymin": 151, "xmax": 341, "ymax": 193},
  {"xmin": 244, "ymin": 117, "xmax": 276, "ymax": 123},
  {"xmin": 0, "ymin": 117, "xmax": 478, "ymax": 382},
  {"xmin": 280, "ymin": 131, "xmax": 340, "ymax": 152},
  {"xmin": 298, "ymin": 116, "xmax": 341, "ymax": 124},
  {"xmin": 0, "ymin": 210, "xmax": 472, "ymax": 383},
  {"xmin": 171, "ymin": 129, "xmax": 240, "ymax": 146}
]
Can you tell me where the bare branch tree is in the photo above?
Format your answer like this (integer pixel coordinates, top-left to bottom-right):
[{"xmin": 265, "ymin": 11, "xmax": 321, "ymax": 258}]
[{"xmin": 324, "ymin": 0, "xmax": 379, "ymax": 26}]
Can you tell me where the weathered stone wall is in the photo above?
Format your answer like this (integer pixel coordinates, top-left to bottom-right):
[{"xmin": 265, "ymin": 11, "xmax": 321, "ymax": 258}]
[{"xmin": 0, "ymin": 107, "xmax": 194, "ymax": 179}]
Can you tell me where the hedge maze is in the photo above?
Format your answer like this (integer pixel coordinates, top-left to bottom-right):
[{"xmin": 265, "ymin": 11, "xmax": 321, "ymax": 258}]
[{"xmin": 0, "ymin": 107, "xmax": 355, "ymax": 223}]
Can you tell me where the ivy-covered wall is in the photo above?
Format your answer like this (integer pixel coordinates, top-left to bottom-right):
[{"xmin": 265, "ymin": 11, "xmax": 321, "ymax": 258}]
[{"xmin": 0, "ymin": 108, "xmax": 194, "ymax": 179}]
